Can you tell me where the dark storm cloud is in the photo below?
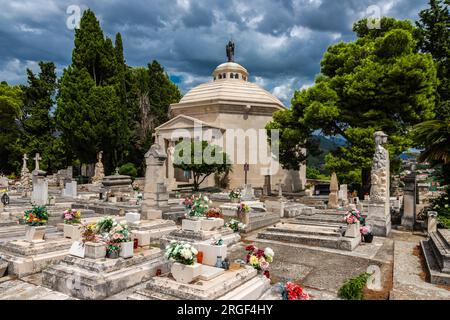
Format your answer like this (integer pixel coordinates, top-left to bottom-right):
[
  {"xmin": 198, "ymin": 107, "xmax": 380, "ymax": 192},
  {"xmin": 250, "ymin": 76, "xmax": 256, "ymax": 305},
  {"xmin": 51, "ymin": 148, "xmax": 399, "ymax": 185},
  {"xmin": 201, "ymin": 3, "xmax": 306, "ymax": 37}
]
[{"xmin": 0, "ymin": 0, "xmax": 429, "ymax": 105}]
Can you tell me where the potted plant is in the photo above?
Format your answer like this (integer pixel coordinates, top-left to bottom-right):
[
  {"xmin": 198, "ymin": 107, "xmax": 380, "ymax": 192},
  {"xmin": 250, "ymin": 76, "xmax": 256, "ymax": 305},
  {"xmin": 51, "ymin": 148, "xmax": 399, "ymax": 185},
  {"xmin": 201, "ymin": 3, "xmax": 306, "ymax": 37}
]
[
  {"xmin": 63, "ymin": 208, "xmax": 82, "ymax": 239},
  {"xmin": 343, "ymin": 209, "xmax": 362, "ymax": 238},
  {"xmin": 165, "ymin": 241, "xmax": 201, "ymax": 283},
  {"xmin": 245, "ymin": 245, "xmax": 274, "ymax": 278},
  {"xmin": 360, "ymin": 225, "xmax": 374, "ymax": 243},
  {"xmin": 108, "ymin": 223, "xmax": 133, "ymax": 259},
  {"xmin": 23, "ymin": 205, "xmax": 48, "ymax": 242},
  {"xmin": 106, "ymin": 242, "xmax": 120, "ymax": 259},
  {"xmin": 81, "ymin": 223, "xmax": 106, "ymax": 259},
  {"xmin": 96, "ymin": 216, "xmax": 116, "ymax": 235},
  {"xmin": 225, "ymin": 219, "xmax": 246, "ymax": 233},
  {"xmin": 229, "ymin": 189, "xmax": 241, "ymax": 203},
  {"xmin": 237, "ymin": 203, "xmax": 250, "ymax": 223}
]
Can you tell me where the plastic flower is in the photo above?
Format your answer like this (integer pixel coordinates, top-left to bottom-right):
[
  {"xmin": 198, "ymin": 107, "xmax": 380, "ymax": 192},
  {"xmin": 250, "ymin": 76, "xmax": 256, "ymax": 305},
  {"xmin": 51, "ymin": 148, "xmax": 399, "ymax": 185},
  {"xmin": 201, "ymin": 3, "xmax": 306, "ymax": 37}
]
[
  {"xmin": 264, "ymin": 247, "xmax": 274, "ymax": 258},
  {"xmin": 249, "ymin": 255, "xmax": 259, "ymax": 266}
]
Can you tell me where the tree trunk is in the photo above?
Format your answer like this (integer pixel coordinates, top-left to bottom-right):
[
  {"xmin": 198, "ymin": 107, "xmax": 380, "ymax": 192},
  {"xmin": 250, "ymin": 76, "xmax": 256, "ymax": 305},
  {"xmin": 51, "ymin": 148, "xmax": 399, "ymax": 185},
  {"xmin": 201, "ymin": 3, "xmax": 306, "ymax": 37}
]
[{"xmin": 360, "ymin": 167, "xmax": 371, "ymax": 199}]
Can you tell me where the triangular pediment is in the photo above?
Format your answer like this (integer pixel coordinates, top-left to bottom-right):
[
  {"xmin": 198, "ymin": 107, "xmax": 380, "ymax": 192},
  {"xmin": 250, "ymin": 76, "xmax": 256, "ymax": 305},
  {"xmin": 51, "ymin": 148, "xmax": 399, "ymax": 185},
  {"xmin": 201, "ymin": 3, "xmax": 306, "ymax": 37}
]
[{"xmin": 155, "ymin": 115, "xmax": 225, "ymax": 132}]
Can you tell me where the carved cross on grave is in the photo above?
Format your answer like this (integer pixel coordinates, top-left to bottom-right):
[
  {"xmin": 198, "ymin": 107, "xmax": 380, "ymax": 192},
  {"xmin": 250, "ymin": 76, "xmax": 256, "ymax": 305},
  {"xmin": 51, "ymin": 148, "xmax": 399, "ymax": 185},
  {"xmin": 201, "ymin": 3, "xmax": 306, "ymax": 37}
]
[{"xmin": 34, "ymin": 153, "xmax": 42, "ymax": 171}]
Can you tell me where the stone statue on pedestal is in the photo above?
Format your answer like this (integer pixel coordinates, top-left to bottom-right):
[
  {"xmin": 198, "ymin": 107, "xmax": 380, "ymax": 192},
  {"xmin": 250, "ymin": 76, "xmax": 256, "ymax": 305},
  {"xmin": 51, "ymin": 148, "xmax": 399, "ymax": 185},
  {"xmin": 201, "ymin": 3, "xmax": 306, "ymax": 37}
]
[
  {"xmin": 226, "ymin": 41, "xmax": 235, "ymax": 62},
  {"xmin": 366, "ymin": 131, "xmax": 391, "ymax": 237},
  {"xmin": 21, "ymin": 154, "xmax": 31, "ymax": 197},
  {"xmin": 92, "ymin": 151, "xmax": 105, "ymax": 184},
  {"xmin": 141, "ymin": 143, "xmax": 169, "ymax": 220}
]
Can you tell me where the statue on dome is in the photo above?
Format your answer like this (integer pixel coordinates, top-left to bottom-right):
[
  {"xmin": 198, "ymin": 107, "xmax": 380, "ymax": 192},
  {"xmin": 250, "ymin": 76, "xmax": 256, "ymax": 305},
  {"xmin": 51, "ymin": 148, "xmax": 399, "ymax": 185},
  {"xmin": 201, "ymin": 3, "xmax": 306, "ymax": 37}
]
[{"xmin": 226, "ymin": 40, "xmax": 235, "ymax": 62}]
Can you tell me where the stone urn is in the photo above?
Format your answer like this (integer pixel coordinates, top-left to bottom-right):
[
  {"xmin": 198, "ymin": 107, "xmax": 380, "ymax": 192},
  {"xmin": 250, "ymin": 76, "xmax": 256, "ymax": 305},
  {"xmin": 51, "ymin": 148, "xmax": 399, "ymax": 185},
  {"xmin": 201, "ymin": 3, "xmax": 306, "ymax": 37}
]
[
  {"xmin": 63, "ymin": 223, "xmax": 82, "ymax": 240},
  {"xmin": 25, "ymin": 225, "xmax": 46, "ymax": 243},
  {"xmin": 119, "ymin": 241, "xmax": 134, "ymax": 259},
  {"xmin": 171, "ymin": 262, "xmax": 202, "ymax": 284},
  {"xmin": 344, "ymin": 221, "xmax": 360, "ymax": 238}
]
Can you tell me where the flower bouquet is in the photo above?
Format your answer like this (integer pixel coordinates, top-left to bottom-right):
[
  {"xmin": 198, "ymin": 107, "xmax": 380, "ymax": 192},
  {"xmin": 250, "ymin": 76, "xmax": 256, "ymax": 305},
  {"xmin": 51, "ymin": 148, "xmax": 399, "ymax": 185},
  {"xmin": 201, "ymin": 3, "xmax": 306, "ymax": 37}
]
[
  {"xmin": 360, "ymin": 225, "xmax": 374, "ymax": 243},
  {"xmin": 108, "ymin": 223, "xmax": 131, "ymax": 243},
  {"xmin": 165, "ymin": 241, "xmax": 198, "ymax": 265},
  {"xmin": 182, "ymin": 194, "xmax": 211, "ymax": 218},
  {"xmin": 23, "ymin": 205, "xmax": 49, "ymax": 226},
  {"xmin": 96, "ymin": 216, "xmax": 117, "ymax": 234},
  {"xmin": 225, "ymin": 219, "xmax": 246, "ymax": 232},
  {"xmin": 229, "ymin": 189, "xmax": 242, "ymax": 202},
  {"xmin": 344, "ymin": 209, "xmax": 364, "ymax": 225},
  {"xmin": 63, "ymin": 209, "xmax": 81, "ymax": 224},
  {"xmin": 237, "ymin": 203, "xmax": 250, "ymax": 220},
  {"xmin": 206, "ymin": 207, "xmax": 223, "ymax": 219},
  {"xmin": 81, "ymin": 223, "xmax": 100, "ymax": 243},
  {"xmin": 165, "ymin": 241, "xmax": 201, "ymax": 283},
  {"xmin": 277, "ymin": 281, "xmax": 310, "ymax": 300},
  {"xmin": 245, "ymin": 245, "xmax": 274, "ymax": 278}
]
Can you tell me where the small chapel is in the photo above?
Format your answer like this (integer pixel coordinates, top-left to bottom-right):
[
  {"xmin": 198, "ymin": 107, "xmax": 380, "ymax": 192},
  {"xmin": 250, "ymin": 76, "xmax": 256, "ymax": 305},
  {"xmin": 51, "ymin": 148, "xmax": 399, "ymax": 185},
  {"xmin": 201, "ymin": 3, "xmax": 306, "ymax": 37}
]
[{"xmin": 154, "ymin": 42, "xmax": 306, "ymax": 192}]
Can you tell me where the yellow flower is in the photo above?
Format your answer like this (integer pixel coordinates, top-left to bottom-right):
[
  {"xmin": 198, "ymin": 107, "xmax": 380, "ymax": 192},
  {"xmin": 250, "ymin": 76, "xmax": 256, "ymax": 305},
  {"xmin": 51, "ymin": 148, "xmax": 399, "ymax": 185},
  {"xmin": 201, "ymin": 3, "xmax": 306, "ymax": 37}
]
[{"xmin": 249, "ymin": 255, "xmax": 259, "ymax": 266}]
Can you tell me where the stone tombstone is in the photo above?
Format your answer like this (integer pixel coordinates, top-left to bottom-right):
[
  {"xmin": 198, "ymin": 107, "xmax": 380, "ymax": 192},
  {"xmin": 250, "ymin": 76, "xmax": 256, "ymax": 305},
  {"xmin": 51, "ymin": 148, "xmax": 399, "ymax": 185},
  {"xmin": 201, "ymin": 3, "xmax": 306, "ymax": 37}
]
[
  {"xmin": 263, "ymin": 175, "xmax": 271, "ymax": 196},
  {"xmin": 339, "ymin": 184, "xmax": 348, "ymax": 206},
  {"xmin": 427, "ymin": 211, "xmax": 438, "ymax": 234},
  {"xmin": 367, "ymin": 131, "xmax": 391, "ymax": 237},
  {"xmin": 241, "ymin": 184, "xmax": 255, "ymax": 201},
  {"xmin": 401, "ymin": 172, "xmax": 416, "ymax": 230},
  {"xmin": 328, "ymin": 172, "xmax": 339, "ymax": 209},
  {"xmin": 63, "ymin": 180, "xmax": 78, "ymax": 198},
  {"xmin": 31, "ymin": 176, "xmax": 48, "ymax": 206},
  {"xmin": 141, "ymin": 143, "xmax": 168, "ymax": 220},
  {"xmin": 92, "ymin": 151, "xmax": 105, "ymax": 184},
  {"xmin": 81, "ymin": 164, "xmax": 87, "ymax": 176},
  {"xmin": 0, "ymin": 176, "xmax": 8, "ymax": 188}
]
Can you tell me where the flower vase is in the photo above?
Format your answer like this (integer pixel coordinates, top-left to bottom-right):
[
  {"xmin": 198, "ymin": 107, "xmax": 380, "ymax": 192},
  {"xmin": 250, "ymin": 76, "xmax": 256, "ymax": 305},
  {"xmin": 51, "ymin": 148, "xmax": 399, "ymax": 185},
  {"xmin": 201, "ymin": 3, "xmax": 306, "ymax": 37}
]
[
  {"xmin": 119, "ymin": 241, "xmax": 134, "ymax": 259},
  {"xmin": 344, "ymin": 221, "xmax": 360, "ymax": 238},
  {"xmin": 363, "ymin": 233, "xmax": 374, "ymax": 243},
  {"xmin": 231, "ymin": 198, "xmax": 240, "ymax": 204},
  {"xmin": 25, "ymin": 225, "xmax": 46, "ymax": 243},
  {"xmin": 106, "ymin": 250, "xmax": 119, "ymax": 259},
  {"xmin": 171, "ymin": 262, "xmax": 202, "ymax": 284}
]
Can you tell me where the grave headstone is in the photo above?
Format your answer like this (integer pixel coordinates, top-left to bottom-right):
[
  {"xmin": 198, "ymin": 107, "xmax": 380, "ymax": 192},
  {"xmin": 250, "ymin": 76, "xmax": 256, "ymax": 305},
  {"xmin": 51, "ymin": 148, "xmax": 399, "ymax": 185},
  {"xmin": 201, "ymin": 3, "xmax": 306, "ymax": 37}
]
[
  {"xmin": 401, "ymin": 173, "xmax": 416, "ymax": 230},
  {"xmin": 141, "ymin": 143, "xmax": 168, "ymax": 220},
  {"xmin": 327, "ymin": 172, "xmax": 339, "ymax": 209},
  {"xmin": 31, "ymin": 176, "xmax": 48, "ymax": 206}
]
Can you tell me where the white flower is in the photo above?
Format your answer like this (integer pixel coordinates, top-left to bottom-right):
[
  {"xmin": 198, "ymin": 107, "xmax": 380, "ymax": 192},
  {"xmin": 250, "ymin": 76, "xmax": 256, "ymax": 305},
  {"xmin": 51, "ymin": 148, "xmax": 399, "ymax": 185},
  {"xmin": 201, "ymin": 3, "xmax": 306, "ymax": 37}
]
[
  {"xmin": 191, "ymin": 247, "xmax": 198, "ymax": 255},
  {"xmin": 203, "ymin": 196, "xmax": 209, "ymax": 201},
  {"xmin": 264, "ymin": 247, "xmax": 274, "ymax": 258},
  {"xmin": 180, "ymin": 248, "xmax": 192, "ymax": 260}
]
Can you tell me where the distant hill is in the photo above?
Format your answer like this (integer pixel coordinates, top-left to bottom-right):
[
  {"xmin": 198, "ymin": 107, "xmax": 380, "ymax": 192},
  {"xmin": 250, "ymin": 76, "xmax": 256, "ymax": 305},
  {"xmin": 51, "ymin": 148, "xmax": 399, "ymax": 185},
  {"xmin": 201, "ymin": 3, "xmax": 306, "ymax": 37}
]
[{"xmin": 307, "ymin": 135, "xmax": 346, "ymax": 170}]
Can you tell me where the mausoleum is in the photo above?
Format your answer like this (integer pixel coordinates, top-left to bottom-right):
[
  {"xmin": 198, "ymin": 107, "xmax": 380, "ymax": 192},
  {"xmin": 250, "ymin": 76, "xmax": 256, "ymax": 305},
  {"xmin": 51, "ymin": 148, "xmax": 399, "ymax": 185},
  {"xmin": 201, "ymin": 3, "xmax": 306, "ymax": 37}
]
[{"xmin": 154, "ymin": 43, "xmax": 306, "ymax": 191}]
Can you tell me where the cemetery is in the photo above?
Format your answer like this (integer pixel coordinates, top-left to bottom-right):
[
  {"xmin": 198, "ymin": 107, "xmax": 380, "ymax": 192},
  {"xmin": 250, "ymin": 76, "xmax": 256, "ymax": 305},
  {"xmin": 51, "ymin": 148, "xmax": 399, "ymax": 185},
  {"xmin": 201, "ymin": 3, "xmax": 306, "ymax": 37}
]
[{"xmin": 1, "ymin": 2, "xmax": 450, "ymax": 303}]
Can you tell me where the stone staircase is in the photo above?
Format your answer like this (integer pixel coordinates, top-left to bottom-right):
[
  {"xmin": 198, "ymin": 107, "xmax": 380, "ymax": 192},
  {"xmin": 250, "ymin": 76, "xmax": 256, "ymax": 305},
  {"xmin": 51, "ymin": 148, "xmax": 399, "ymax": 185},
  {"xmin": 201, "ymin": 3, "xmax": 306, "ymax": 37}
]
[
  {"xmin": 421, "ymin": 228, "xmax": 450, "ymax": 285},
  {"xmin": 257, "ymin": 222, "xmax": 360, "ymax": 251}
]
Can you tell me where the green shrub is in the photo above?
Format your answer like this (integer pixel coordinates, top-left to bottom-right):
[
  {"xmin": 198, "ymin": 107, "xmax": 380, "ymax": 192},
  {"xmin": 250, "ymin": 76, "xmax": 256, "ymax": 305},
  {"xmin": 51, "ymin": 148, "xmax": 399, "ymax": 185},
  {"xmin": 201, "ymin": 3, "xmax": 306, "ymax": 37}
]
[
  {"xmin": 338, "ymin": 273, "xmax": 371, "ymax": 300},
  {"xmin": 119, "ymin": 163, "xmax": 138, "ymax": 178}
]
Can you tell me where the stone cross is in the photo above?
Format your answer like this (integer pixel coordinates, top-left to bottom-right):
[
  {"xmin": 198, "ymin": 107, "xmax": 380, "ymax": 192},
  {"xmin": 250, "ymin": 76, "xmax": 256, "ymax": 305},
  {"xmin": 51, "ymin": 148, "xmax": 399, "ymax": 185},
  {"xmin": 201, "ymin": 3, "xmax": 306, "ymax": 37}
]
[
  {"xmin": 22, "ymin": 153, "xmax": 28, "ymax": 170},
  {"xmin": 34, "ymin": 153, "xmax": 42, "ymax": 171}
]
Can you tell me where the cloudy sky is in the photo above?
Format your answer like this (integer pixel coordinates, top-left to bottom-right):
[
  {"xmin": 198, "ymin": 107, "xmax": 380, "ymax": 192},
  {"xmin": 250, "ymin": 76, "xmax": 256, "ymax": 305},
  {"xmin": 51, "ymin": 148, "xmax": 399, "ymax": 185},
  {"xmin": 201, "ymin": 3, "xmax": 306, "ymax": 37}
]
[{"xmin": 0, "ymin": 0, "xmax": 428, "ymax": 105}]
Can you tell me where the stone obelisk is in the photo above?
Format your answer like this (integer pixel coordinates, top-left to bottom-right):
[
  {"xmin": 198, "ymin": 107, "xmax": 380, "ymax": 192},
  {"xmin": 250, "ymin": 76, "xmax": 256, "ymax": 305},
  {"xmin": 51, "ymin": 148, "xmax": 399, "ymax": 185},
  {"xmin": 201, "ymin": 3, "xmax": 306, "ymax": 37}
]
[
  {"xmin": 366, "ymin": 131, "xmax": 391, "ymax": 237},
  {"xmin": 327, "ymin": 172, "xmax": 339, "ymax": 209}
]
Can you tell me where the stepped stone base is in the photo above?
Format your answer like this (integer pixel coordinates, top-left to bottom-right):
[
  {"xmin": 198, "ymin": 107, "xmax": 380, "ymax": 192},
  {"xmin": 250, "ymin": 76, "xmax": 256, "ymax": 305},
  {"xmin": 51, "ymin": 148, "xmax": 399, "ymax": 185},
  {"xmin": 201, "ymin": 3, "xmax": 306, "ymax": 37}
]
[
  {"xmin": 257, "ymin": 222, "xmax": 360, "ymax": 251},
  {"xmin": 421, "ymin": 229, "xmax": 450, "ymax": 285},
  {"xmin": 128, "ymin": 266, "xmax": 270, "ymax": 300},
  {"xmin": 0, "ymin": 237, "xmax": 73, "ymax": 277},
  {"xmin": 130, "ymin": 219, "xmax": 178, "ymax": 246},
  {"xmin": 244, "ymin": 213, "xmax": 280, "ymax": 233},
  {"xmin": 42, "ymin": 247, "xmax": 167, "ymax": 300},
  {"xmin": 160, "ymin": 227, "xmax": 241, "ymax": 250}
]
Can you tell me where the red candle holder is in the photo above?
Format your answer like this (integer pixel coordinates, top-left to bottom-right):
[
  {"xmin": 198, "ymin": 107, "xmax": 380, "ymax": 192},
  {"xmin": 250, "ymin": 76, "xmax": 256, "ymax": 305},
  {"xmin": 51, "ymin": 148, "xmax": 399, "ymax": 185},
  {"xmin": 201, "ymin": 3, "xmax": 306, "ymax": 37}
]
[
  {"xmin": 197, "ymin": 251, "xmax": 204, "ymax": 264},
  {"xmin": 133, "ymin": 238, "xmax": 138, "ymax": 249}
]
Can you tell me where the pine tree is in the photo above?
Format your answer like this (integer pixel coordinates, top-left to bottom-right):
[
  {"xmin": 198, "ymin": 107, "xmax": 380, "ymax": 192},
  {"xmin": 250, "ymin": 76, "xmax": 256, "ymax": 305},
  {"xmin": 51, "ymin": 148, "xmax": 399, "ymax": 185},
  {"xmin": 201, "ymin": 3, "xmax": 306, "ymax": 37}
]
[{"xmin": 417, "ymin": 0, "xmax": 450, "ymax": 118}]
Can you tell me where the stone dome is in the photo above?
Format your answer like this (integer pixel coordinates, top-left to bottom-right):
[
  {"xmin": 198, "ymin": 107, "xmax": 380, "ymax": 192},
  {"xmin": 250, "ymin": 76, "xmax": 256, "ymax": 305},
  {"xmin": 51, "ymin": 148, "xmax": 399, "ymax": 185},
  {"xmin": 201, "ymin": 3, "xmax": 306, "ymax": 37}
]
[{"xmin": 176, "ymin": 62, "xmax": 285, "ymax": 109}]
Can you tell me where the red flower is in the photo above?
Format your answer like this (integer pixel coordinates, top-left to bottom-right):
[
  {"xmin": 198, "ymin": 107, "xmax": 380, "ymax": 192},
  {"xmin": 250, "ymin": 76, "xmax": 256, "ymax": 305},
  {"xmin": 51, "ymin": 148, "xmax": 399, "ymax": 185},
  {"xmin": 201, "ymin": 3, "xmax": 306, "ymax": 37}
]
[
  {"xmin": 245, "ymin": 254, "xmax": 250, "ymax": 263},
  {"xmin": 245, "ymin": 245, "xmax": 255, "ymax": 252},
  {"xmin": 263, "ymin": 271, "xmax": 270, "ymax": 279},
  {"xmin": 256, "ymin": 249, "xmax": 264, "ymax": 258}
]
